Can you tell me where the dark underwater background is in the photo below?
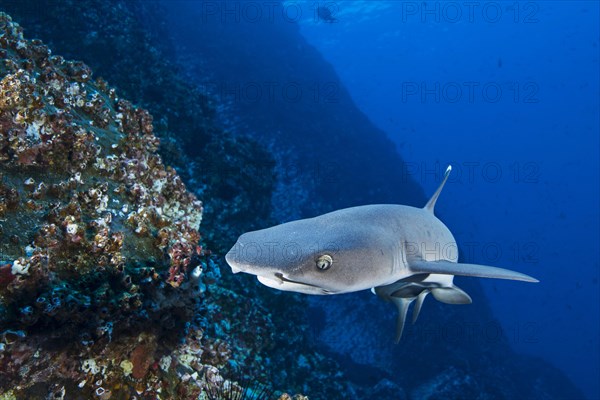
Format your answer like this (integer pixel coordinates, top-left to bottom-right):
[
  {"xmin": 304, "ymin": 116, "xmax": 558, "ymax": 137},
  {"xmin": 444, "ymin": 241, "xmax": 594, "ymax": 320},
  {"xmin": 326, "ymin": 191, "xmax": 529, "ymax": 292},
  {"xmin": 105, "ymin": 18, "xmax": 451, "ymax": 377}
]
[{"xmin": 0, "ymin": 1, "xmax": 597, "ymax": 399}]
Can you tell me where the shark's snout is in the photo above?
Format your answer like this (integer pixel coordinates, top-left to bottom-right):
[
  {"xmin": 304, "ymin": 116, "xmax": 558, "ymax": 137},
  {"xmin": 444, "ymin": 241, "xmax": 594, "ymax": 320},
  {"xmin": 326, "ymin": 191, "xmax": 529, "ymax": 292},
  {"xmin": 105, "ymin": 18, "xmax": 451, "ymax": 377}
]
[
  {"xmin": 224, "ymin": 248, "xmax": 241, "ymax": 273},
  {"xmin": 225, "ymin": 243, "xmax": 255, "ymax": 275},
  {"xmin": 225, "ymin": 237, "xmax": 283, "ymax": 276},
  {"xmin": 225, "ymin": 244, "xmax": 283, "ymax": 284}
]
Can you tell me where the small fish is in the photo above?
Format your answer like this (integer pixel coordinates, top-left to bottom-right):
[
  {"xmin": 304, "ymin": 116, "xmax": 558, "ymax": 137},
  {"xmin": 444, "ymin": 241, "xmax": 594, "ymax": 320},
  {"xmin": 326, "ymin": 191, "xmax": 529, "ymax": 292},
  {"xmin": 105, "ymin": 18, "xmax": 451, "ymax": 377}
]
[
  {"xmin": 226, "ymin": 165, "xmax": 538, "ymax": 342},
  {"xmin": 317, "ymin": 6, "xmax": 338, "ymax": 23}
]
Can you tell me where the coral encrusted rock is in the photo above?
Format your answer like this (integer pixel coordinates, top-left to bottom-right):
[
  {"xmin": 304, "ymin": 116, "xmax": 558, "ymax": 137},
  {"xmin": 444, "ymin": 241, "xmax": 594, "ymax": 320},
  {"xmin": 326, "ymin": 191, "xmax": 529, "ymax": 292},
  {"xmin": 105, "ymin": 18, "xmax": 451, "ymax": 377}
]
[{"xmin": 0, "ymin": 10, "xmax": 203, "ymax": 349}]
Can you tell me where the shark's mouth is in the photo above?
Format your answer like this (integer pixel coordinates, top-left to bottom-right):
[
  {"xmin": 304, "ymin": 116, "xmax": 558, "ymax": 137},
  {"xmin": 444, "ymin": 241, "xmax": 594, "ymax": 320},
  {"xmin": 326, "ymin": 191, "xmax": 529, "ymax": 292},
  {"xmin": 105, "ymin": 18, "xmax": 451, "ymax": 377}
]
[
  {"xmin": 275, "ymin": 273, "xmax": 328, "ymax": 289},
  {"xmin": 257, "ymin": 273, "xmax": 333, "ymax": 294}
]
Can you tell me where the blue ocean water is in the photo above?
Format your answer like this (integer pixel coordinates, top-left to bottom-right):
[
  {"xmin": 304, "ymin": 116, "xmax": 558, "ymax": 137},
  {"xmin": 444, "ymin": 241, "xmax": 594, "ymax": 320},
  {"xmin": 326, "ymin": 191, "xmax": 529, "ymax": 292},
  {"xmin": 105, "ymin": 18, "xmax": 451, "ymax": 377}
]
[{"xmin": 291, "ymin": 1, "xmax": 599, "ymax": 398}]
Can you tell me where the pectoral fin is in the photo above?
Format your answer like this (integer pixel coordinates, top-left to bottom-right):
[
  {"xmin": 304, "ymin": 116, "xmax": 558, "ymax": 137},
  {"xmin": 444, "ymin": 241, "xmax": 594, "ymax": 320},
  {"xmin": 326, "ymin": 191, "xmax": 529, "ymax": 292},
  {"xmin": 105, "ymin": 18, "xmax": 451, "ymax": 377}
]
[
  {"xmin": 375, "ymin": 277, "xmax": 490, "ymax": 343},
  {"xmin": 431, "ymin": 285, "xmax": 472, "ymax": 304},
  {"xmin": 411, "ymin": 291, "xmax": 429, "ymax": 324},
  {"xmin": 410, "ymin": 259, "xmax": 538, "ymax": 283},
  {"xmin": 390, "ymin": 297, "xmax": 412, "ymax": 343}
]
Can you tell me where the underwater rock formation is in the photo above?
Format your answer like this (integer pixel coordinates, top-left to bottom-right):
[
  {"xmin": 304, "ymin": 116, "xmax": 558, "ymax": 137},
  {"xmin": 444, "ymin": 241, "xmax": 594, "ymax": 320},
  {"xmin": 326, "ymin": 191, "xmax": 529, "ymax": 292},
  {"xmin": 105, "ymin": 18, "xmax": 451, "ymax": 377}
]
[
  {"xmin": 0, "ymin": 9, "xmax": 203, "ymax": 328},
  {"xmin": 0, "ymin": 2, "xmax": 356, "ymax": 397},
  {"xmin": 0, "ymin": 11, "xmax": 327, "ymax": 399},
  {"xmin": 0, "ymin": 13, "xmax": 299, "ymax": 399},
  {"xmin": 0, "ymin": 11, "xmax": 204, "ymax": 396},
  {"xmin": 0, "ymin": 0, "xmax": 277, "ymax": 255}
]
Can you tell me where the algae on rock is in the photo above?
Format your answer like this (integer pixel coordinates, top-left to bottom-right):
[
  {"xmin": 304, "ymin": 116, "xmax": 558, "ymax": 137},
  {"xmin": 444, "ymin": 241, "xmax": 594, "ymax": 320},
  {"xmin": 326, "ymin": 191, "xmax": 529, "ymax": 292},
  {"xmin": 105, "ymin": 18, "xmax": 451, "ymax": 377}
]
[{"xmin": 0, "ymin": 12, "xmax": 208, "ymax": 396}]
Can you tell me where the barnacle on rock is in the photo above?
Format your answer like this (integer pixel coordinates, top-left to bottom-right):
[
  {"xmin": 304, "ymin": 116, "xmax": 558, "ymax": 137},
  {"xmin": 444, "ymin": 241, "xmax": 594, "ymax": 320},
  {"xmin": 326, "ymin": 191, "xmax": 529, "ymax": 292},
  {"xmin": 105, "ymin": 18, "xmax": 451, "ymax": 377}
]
[{"xmin": 0, "ymin": 11, "xmax": 205, "ymax": 397}]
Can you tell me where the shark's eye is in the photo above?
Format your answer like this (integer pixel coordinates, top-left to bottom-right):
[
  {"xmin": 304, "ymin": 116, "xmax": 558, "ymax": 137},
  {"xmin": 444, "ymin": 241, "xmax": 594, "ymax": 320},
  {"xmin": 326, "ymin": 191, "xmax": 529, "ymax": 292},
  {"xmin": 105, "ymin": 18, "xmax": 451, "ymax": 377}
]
[{"xmin": 316, "ymin": 254, "xmax": 333, "ymax": 271}]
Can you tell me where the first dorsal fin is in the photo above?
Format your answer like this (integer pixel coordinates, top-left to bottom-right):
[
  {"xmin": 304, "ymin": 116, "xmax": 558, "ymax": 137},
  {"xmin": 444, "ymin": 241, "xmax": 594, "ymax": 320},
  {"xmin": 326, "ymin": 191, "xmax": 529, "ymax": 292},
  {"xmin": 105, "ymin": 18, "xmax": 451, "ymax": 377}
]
[{"xmin": 424, "ymin": 165, "xmax": 452, "ymax": 213}]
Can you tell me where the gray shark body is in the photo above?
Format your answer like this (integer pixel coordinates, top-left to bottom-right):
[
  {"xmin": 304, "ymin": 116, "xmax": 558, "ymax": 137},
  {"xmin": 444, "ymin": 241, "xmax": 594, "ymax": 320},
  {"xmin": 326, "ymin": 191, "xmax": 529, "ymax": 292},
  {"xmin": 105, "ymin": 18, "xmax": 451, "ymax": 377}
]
[{"xmin": 225, "ymin": 166, "xmax": 538, "ymax": 342}]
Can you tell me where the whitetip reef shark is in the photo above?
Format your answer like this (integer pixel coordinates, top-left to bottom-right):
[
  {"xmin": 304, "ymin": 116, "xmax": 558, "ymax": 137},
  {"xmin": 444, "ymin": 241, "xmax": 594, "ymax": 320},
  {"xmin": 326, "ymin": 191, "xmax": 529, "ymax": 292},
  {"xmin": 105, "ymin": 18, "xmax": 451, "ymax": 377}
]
[{"xmin": 225, "ymin": 165, "xmax": 538, "ymax": 342}]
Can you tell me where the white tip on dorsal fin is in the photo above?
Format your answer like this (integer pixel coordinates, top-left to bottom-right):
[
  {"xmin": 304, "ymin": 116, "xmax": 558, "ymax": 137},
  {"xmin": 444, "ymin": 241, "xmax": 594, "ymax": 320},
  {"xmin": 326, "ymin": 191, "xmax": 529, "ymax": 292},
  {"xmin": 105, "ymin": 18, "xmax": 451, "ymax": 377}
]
[{"xmin": 424, "ymin": 165, "xmax": 452, "ymax": 213}]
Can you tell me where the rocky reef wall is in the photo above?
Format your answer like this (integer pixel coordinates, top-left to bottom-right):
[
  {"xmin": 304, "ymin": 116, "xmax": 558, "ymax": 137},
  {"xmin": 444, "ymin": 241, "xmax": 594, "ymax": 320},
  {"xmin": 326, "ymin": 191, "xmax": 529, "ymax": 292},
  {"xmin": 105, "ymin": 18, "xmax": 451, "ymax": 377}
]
[
  {"xmin": 0, "ymin": 0, "xmax": 276, "ymax": 255},
  {"xmin": 0, "ymin": 10, "xmax": 203, "ymax": 397},
  {"xmin": 0, "ymin": 11, "xmax": 326, "ymax": 399}
]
